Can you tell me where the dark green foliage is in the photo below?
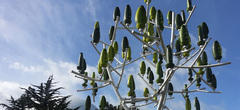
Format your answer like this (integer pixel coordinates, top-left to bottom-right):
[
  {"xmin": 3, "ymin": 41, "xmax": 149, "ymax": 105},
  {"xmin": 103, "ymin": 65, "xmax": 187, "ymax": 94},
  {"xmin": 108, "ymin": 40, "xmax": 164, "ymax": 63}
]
[
  {"xmin": 206, "ymin": 67, "xmax": 213, "ymax": 83},
  {"xmin": 113, "ymin": 7, "xmax": 120, "ymax": 22},
  {"xmin": 167, "ymin": 10, "xmax": 172, "ymax": 25},
  {"xmin": 176, "ymin": 14, "xmax": 183, "ymax": 29},
  {"xmin": 156, "ymin": 61, "xmax": 164, "ymax": 84},
  {"xmin": 99, "ymin": 96, "xmax": 107, "ymax": 110},
  {"xmin": 158, "ymin": 53, "xmax": 163, "ymax": 64},
  {"xmin": 148, "ymin": 70, "xmax": 154, "ymax": 85},
  {"xmin": 140, "ymin": 61, "xmax": 146, "ymax": 75},
  {"xmin": 212, "ymin": 40, "xmax": 222, "ymax": 62},
  {"xmin": 166, "ymin": 45, "xmax": 175, "ymax": 68},
  {"xmin": 124, "ymin": 4, "xmax": 132, "ymax": 25},
  {"xmin": 103, "ymin": 69, "xmax": 109, "ymax": 80},
  {"xmin": 109, "ymin": 26, "xmax": 114, "ymax": 41},
  {"xmin": 90, "ymin": 72, "xmax": 96, "ymax": 86},
  {"xmin": 175, "ymin": 38, "xmax": 181, "ymax": 53},
  {"xmin": 77, "ymin": 52, "xmax": 87, "ymax": 74},
  {"xmin": 196, "ymin": 75, "xmax": 201, "ymax": 88},
  {"xmin": 108, "ymin": 45, "xmax": 115, "ymax": 62},
  {"xmin": 187, "ymin": 0, "xmax": 193, "ymax": 12},
  {"xmin": 149, "ymin": 6, "xmax": 156, "ymax": 21},
  {"xmin": 156, "ymin": 9, "xmax": 164, "ymax": 31},
  {"xmin": 188, "ymin": 69, "xmax": 193, "ymax": 82},
  {"xmin": 168, "ymin": 83, "xmax": 174, "ymax": 96},
  {"xmin": 92, "ymin": 83, "xmax": 98, "ymax": 99},
  {"xmin": 202, "ymin": 51, "xmax": 208, "ymax": 65},
  {"xmin": 85, "ymin": 96, "xmax": 91, "ymax": 110},
  {"xmin": 82, "ymin": 72, "xmax": 88, "ymax": 88},
  {"xmin": 181, "ymin": 10, "xmax": 186, "ymax": 23},
  {"xmin": 0, "ymin": 76, "xmax": 80, "ymax": 110},
  {"xmin": 122, "ymin": 36, "xmax": 129, "ymax": 52},
  {"xmin": 194, "ymin": 97, "xmax": 200, "ymax": 110},
  {"xmin": 185, "ymin": 96, "xmax": 191, "ymax": 110},
  {"xmin": 202, "ymin": 22, "xmax": 209, "ymax": 40},
  {"xmin": 100, "ymin": 48, "xmax": 108, "ymax": 67},
  {"xmin": 113, "ymin": 41, "xmax": 119, "ymax": 55},
  {"xmin": 127, "ymin": 75, "xmax": 136, "ymax": 97},
  {"xmin": 143, "ymin": 88, "xmax": 149, "ymax": 97},
  {"xmin": 92, "ymin": 21, "xmax": 100, "ymax": 44},
  {"xmin": 210, "ymin": 74, "xmax": 217, "ymax": 90},
  {"xmin": 180, "ymin": 25, "xmax": 191, "ymax": 50},
  {"xmin": 135, "ymin": 5, "xmax": 147, "ymax": 30},
  {"xmin": 147, "ymin": 67, "xmax": 152, "ymax": 79},
  {"xmin": 153, "ymin": 52, "xmax": 158, "ymax": 64},
  {"xmin": 197, "ymin": 25, "xmax": 205, "ymax": 46}
]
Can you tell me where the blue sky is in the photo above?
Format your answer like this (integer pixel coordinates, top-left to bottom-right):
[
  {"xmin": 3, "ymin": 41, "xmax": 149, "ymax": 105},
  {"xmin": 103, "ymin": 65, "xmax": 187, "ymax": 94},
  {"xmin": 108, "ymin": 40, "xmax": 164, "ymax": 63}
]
[{"xmin": 0, "ymin": 0, "xmax": 239, "ymax": 110}]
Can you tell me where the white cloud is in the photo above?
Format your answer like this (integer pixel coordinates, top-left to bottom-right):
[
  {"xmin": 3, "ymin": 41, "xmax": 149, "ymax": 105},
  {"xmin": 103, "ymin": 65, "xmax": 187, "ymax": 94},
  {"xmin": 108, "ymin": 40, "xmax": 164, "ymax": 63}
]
[
  {"xmin": 3, "ymin": 58, "xmax": 100, "ymax": 107},
  {"xmin": 0, "ymin": 81, "xmax": 25, "ymax": 103},
  {"xmin": 9, "ymin": 62, "xmax": 42, "ymax": 73}
]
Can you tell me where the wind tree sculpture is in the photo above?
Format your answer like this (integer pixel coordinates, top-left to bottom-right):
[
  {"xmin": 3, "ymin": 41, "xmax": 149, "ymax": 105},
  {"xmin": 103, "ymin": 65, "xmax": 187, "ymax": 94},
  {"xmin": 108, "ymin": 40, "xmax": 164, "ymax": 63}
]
[{"xmin": 71, "ymin": 0, "xmax": 231, "ymax": 110}]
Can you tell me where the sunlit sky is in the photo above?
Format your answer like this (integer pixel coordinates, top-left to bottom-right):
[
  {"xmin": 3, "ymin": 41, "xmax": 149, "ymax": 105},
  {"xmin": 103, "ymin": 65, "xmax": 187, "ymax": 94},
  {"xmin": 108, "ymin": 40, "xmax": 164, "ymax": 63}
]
[{"xmin": 0, "ymin": 0, "xmax": 239, "ymax": 110}]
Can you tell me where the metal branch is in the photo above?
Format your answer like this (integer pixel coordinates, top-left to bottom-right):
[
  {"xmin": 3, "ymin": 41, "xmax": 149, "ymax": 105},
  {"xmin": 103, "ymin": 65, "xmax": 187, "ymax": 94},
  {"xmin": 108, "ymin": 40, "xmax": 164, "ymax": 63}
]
[
  {"xmin": 173, "ymin": 47, "xmax": 195, "ymax": 56},
  {"xmin": 99, "ymin": 40, "xmax": 123, "ymax": 64},
  {"xmin": 77, "ymin": 83, "xmax": 111, "ymax": 92},
  {"xmin": 115, "ymin": 52, "xmax": 152, "ymax": 69},
  {"xmin": 117, "ymin": 27, "xmax": 137, "ymax": 30},
  {"xmin": 149, "ymin": 21, "xmax": 171, "ymax": 29},
  {"xmin": 72, "ymin": 70, "xmax": 109, "ymax": 83},
  {"xmin": 91, "ymin": 41, "xmax": 100, "ymax": 55},
  {"xmin": 170, "ymin": 12, "xmax": 175, "ymax": 49},
  {"xmin": 156, "ymin": 28, "xmax": 166, "ymax": 56},
  {"xmin": 200, "ymin": 77, "xmax": 216, "ymax": 91},
  {"xmin": 179, "ymin": 48, "xmax": 201, "ymax": 66},
  {"xmin": 99, "ymin": 40, "xmax": 110, "ymax": 46},
  {"xmin": 190, "ymin": 37, "xmax": 212, "ymax": 67},
  {"xmin": 120, "ymin": 22, "xmax": 164, "ymax": 58},
  {"xmin": 132, "ymin": 101, "xmax": 155, "ymax": 108},
  {"xmin": 186, "ymin": 79, "xmax": 197, "ymax": 89},
  {"xmin": 137, "ymin": 73, "xmax": 157, "ymax": 92},
  {"xmin": 117, "ymin": 55, "xmax": 127, "ymax": 89},
  {"xmin": 108, "ymin": 63, "xmax": 121, "ymax": 76},
  {"xmin": 157, "ymin": 69, "xmax": 171, "ymax": 110},
  {"xmin": 111, "ymin": 16, "xmax": 120, "ymax": 46},
  {"xmin": 185, "ymin": 5, "xmax": 197, "ymax": 25},
  {"xmin": 176, "ymin": 62, "xmax": 231, "ymax": 69},
  {"xmin": 133, "ymin": 31, "xmax": 161, "ymax": 41},
  {"xmin": 144, "ymin": 57, "xmax": 156, "ymax": 67},
  {"xmin": 106, "ymin": 66, "xmax": 129, "ymax": 110}
]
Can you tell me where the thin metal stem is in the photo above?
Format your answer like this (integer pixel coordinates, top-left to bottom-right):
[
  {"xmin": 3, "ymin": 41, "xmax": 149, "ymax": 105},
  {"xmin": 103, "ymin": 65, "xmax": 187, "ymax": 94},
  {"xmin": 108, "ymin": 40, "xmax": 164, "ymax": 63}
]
[
  {"xmin": 115, "ymin": 52, "xmax": 152, "ymax": 69},
  {"xmin": 111, "ymin": 16, "xmax": 120, "ymax": 46},
  {"xmin": 106, "ymin": 66, "xmax": 129, "ymax": 110},
  {"xmin": 176, "ymin": 62, "xmax": 231, "ymax": 69},
  {"xmin": 144, "ymin": 57, "xmax": 156, "ymax": 67},
  {"xmin": 77, "ymin": 83, "xmax": 111, "ymax": 92},
  {"xmin": 120, "ymin": 22, "xmax": 164, "ymax": 58},
  {"xmin": 190, "ymin": 37, "xmax": 212, "ymax": 67},
  {"xmin": 173, "ymin": 47, "xmax": 195, "ymax": 56},
  {"xmin": 91, "ymin": 41, "xmax": 100, "ymax": 55},
  {"xmin": 137, "ymin": 73, "xmax": 157, "ymax": 92},
  {"xmin": 185, "ymin": 5, "xmax": 196, "ymax": 25},
  {"xmin": 117, "ymin": 54, "xmax": 127, "ymax": 89},
  {"xmin": 156, "ymin": 28, "xmax": 166, "ymax": 57},
  {"xmin": 170, "ymin": 12, "xmax": 175, "ymax": 49},
  {"xmin": 72, "ymin": 70, "xmax": 109, "ymax": 83},
  {"xmin": 132, "ymin": 101, "xmax": 155, "ymax": 108}
]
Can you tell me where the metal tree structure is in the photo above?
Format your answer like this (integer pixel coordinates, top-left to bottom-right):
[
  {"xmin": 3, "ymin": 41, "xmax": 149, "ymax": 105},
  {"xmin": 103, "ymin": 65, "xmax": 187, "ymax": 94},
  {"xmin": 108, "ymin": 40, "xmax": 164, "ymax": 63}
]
[{"xmin": 71, "ymin": 0, "xmax": 231, "ymax": 110}]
